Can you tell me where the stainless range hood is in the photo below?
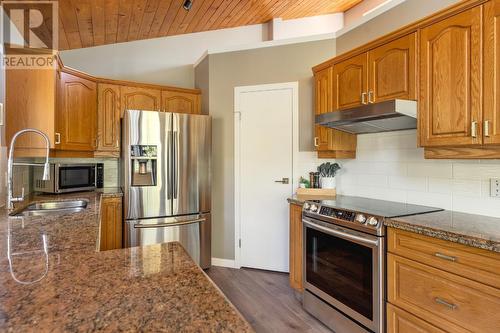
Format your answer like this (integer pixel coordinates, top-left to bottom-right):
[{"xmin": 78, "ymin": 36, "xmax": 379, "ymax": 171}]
[{"xmin": 316, "ymin": 99, "xmax": 417, "ymax": 134}]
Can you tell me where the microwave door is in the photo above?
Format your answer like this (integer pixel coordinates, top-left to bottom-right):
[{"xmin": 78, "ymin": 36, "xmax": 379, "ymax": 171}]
[{"xmin": 172, "ymin": 113, "xmax": 211, "ymax": 216}]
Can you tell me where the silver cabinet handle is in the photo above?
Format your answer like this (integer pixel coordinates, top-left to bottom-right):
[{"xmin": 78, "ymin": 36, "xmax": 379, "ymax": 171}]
[
  {"xmin": 368, "ymin": 90, "xmax": 374, "ymax": 103},
  {"xmin": 435, "ymin": 297, "xmax": 457, "ymax": 310},
  {"xmin": 275, "ymin": 178, "xmax": 289, "ymax": 184},
  {"xmin": 484, "ymin": 120, "xmax": 490, "ymax": 137},
  {"xmin": 314, "ymin": 137, "xmax": 319, "ymax": 147},
  {"xmin": 55, "ymin": 133, "xmax": 61, "ymax": 144},
  {"xmin": 361, "ymin": 92, "xmax": 367, "ymax": 105},
  {"xmin": 471, "ymin": 121, "xmax": 478, "ymax": 138},
  {"xmin": 434, "ymin": 252, "xmax": 457, "ymax": 262}
]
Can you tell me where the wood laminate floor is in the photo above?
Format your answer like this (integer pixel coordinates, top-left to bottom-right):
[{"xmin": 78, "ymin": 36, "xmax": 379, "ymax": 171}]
[{"xmin": 206, "ymin": 266, "xmax": 332, "ymax": 333}]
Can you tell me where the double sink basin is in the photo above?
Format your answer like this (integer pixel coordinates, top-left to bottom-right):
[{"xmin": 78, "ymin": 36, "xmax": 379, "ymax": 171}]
[{"xmin": 11, "ymin": 200, "xmax": 89, "ymax": 217}]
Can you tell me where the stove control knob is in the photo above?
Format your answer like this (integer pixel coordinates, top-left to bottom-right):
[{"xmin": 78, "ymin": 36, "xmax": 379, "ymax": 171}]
[
  {"xmin": 310, "ymin": 204, "xmax": 318, "ymax": 212},
  {"xmin": 367, "ymin": 216, "xmax": 379, "ymax": 226},
  {"xmin": 303, "ymin": 202, "xmax": 311, "ymax": 210},
  {"xmin": 355, "ymin": 214, "xmax": 367, "ymax": 224}
]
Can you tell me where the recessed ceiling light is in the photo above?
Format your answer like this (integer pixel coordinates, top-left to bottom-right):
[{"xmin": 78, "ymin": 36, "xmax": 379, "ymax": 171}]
[{"xmin": 183, "ymin": 0, "xmax": 193, "ymax": 11}]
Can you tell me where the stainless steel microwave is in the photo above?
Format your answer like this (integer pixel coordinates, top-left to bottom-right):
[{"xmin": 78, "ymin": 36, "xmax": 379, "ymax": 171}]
[{"xmin": 34, "ymin": 163, "xmax": 104, "ymax": 194}]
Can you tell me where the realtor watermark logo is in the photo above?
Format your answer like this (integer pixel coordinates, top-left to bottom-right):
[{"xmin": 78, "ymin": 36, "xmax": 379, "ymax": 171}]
[{"xmin": 1, "ymin": 1, "xmax": 58, "ymax": 69}]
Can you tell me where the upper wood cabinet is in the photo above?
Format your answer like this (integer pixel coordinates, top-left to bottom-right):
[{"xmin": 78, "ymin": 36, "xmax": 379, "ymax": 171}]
[
  {"xmin": 120, "ymin": 86, "xmax": 162, "ymax": 115},
  {"xmin": 333, "ymin": 53, "xmax": 368, "ymax": 110},
  {"xmin": 314, "ymin": 67, "xmax": 333, "ymax": 151},
  {"xmin": 97, "ymin": 84, "xmax": 120, "ymax": 153},
  {"xmin": 56, "ymin": 72, "xmax": 97, "ymax": 151},
  {"xmin": 419, "ymin": 6, "xmax": 483, "ymax": 148},
  {"xmin": 484, "ymin": 0, "xmax": 500, "ymax": 145},
  {"xmin": 368, "ymin": 33, "xmax": 416, "ymax": 103},
  {"xmin": 161, "ymin": 91, "xmax": 201, "ymax": 114},
  {"xmin": 314, "ymin": 67, "xmax": 357, "ymax": 158}
]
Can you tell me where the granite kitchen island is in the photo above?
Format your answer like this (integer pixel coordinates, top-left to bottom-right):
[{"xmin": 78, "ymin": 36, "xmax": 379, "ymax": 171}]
[{"xmin": 0, "ymin": 191, "xmax": 252, "ymax": 332}]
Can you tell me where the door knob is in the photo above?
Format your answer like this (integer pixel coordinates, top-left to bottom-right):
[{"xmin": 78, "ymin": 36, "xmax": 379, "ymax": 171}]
[{"xmin": 275, "ymin": 178, "xmax": 289, "ymax": 184}]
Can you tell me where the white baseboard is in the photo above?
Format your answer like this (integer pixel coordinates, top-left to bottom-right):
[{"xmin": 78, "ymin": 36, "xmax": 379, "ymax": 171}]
[{"xmin": 211, "ymin": 257, "xmax": 237, "ymax": 268}]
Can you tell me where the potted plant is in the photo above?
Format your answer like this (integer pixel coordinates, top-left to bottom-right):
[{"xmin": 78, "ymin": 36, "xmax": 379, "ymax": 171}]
[{"xmin": 318, "ymin": 162, "xmax": 341, "ymax": 189}]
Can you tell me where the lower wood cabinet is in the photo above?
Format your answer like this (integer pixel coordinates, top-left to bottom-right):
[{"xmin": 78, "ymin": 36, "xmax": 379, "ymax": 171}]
[
  {"xmin": 387, "ymin": 303, "xmax": 446, "ymax": 333},
  {"xmin": 387, "ymin": 228, "xmax": 500, "ymax": 333},
  {"xmin": 289, "ymin": 203, "xmax": 303, "ymax": 291},
  {"xmin": 99, "ymin": 196, "xmax": 123, "ymax": 251}
]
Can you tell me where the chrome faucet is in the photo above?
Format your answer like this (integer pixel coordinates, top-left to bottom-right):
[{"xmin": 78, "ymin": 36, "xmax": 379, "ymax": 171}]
[{"xmin": 7, "ymin": 129, "xmax": 51, "ymax": 210}]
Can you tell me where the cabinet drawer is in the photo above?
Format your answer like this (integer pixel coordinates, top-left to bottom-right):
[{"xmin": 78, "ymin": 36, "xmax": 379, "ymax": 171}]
[
  {"xmin": 388, "ymin": 253, "xmax": 500, "ymax": 333},
  {"xmin": 388, "ymin": 228, "xmax": 500, "ymax": 288},
  {"xmin": 387, "ymin": 303, "xmax": 446, "ymax": 333}
]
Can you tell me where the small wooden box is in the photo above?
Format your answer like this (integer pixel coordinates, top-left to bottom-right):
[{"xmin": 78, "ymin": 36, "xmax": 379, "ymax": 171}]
[{"xmin": 296, "ymin": 188, "xmax": 336, "ymax": 197}]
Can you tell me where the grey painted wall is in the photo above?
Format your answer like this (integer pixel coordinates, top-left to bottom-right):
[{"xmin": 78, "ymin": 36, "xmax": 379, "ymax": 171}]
[
  {"xmin": 194, "ymin": 57, "xmax": 209, "ymax": 115},
  {"xmin": 336, "ymin": 0, "xmax": 461, "ymax": 55},
  {"xmin": 195, "ymin": 39, "xmax": 336, "ymax": 259}
]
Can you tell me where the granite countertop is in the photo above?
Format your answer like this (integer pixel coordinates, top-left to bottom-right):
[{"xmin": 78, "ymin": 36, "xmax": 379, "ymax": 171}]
[
  {"xmin": 386, "ymin": 210, "xmax": 500, "ymax": 253},
  {"xmin": 0, "ymin": 190, "xmax": 253, "ymax": 332}
]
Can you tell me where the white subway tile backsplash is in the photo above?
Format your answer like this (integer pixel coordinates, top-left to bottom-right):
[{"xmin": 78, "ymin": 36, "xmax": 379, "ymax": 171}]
[{"xmin": 336, "ymin": 130, "xmax": 500, "ymax": 218}]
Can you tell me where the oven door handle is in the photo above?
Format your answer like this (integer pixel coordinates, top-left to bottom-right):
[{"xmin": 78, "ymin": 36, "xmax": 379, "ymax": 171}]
[{"xmin": 303, "ymin": 219, "xmax": 379, "ymax": 247}]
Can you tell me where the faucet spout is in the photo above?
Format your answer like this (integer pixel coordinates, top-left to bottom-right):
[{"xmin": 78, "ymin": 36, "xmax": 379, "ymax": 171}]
[{"xmin": 7, "ymin": 129, "xmax": 51, "ymax": 210}]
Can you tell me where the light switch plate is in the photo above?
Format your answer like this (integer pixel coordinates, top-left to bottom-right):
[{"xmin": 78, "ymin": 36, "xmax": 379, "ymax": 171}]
[{"xmin": 491, "ymin": 179, "xmax": 500, "ymax": 198}]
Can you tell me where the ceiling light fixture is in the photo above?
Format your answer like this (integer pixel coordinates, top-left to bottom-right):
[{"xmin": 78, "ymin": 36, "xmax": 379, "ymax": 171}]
[{"xmin": 183, "ymin": 0, "xmax": 193, "ymax": 11}]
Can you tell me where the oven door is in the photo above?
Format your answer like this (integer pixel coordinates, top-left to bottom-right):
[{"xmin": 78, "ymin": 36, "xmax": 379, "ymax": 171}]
[
  {"xmin": 55, "ymin": 164, "xmax": 96, "ymax": 192},
  {"xmin": 303, "ymin": 216, "xmax": 384, "ymax": 333}
]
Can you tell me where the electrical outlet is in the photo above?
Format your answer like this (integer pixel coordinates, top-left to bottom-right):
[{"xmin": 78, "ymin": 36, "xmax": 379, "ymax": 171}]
[{"xmin": 491, "ymin": 179, "xmax": 500, "ymax": 198}]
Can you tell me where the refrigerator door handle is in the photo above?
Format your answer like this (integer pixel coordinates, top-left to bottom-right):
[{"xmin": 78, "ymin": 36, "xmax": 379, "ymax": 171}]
[
  {"xmin": 132, "ymin": 217, "xmax": 206, "ymax": 229},
  {"xmin": 167, "ymin": 129, "xmax": 172, "ymax": 200},
  {"xmin": 173, "ymin": 131, "xmax": 179, "ymax": 199}
]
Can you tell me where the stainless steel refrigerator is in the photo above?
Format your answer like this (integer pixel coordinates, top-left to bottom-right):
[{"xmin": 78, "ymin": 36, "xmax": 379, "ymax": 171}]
[{"xmin": 122, "ymin": 110, "xmax": 211, "ymax": 269}]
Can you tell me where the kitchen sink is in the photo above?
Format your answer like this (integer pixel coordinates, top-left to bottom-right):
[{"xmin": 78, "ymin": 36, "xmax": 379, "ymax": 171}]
[{"xmin": 11, "ymin": 199, "xmax": 89, "ymax": 217}]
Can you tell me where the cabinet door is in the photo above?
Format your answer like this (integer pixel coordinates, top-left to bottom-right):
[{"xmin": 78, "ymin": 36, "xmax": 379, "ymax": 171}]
[
  {"xmin": 333, "ymin": 53, "xmax": 368, "ymax": 110},
  {"xmin": 161, "ymin": 90, "xmax": 201, "ymax": 114},
  {"xmin": 387, "ymin": 304, "xmax": 446, "ymax": 333},
  {"xmin": 484, "ymin": 0, "xmax": 500, "ymax": 145},
  {"xmin": 419, "ymin": 7, "xmax": 482, "ymax": 147},
  {"xmin": 97, "ymin": 84, "xmax": 120, "ymax": 152},
  {"xmin": 56, "ymin": 72, "xmax": 97, "ymax": 151},
  {"xmin": 99, "ymin": 197, "xmax": 123, "ymax": 251},
  {"xmin": 289, "ymin": 203, "xmax": 303, "ymax": 291},
  {"xmin": 120, "ymin": 86, "xmax": 161, "ymax": 116},
  {"xmin": 314, "ymin": 67, "xmax": 333, "ymax": 151},
  {"xmin": 368, "ymin": 33, "xmax": 417, "ymax": 103}
]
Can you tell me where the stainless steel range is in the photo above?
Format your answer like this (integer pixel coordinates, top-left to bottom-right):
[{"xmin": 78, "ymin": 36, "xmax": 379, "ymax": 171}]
[{"xmin": 302, "ymin": 196, "xmax": 442, "ymax": 333}]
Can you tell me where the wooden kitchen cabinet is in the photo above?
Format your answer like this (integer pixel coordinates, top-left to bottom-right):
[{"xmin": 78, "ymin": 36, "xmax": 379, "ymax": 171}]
[
  {"xmin": 387, "ymin": 227, "xmax": 500, "ymax": 333},
  {"xmin": 56, "ymin": 71, "xmax": 97, "ymax": 151},
  {"xmin": 314, "ymin": 67, "xmax": 357, "ymax": 158},
  {"xmin": 419, "ymin": 6, "xmax": 482, "ymax": 148},
  {"xmin": 161, "ymin": 90, "xmax": 201, "ymax": 114},
  {"xmin": 484, "ymin": 0, "xmax": 500, "ymax": 145},
  {"xmin": 368, "ymin": 33, "xmax": 416, "ymax": 103},
  {"xmin": 96, "ymin": 84, "xmax": 121, "ymax": 155},
  {"xmin": 333, "ymin": 53, "xmax": 368, "ymax": 110},
  {"xmin": 387, "ymin": 303, "xmax": 446, "ymax": 333},
  {"xmin": 289, "ymin": 203, "xmax": 303, "ymax": 291},
  {"xmin": 120, "ymin": 86, "xmax": 162, "ymax": 115},
  {"xmin": 99, "ymin": 196, "xmax": 123, "ymax": 251}
]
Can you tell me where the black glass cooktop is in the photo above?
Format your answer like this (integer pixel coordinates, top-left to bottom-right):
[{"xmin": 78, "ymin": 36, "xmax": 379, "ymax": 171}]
[{"xmin": 309, "ymin": 195, "xmax": 443, "ymax": 218}]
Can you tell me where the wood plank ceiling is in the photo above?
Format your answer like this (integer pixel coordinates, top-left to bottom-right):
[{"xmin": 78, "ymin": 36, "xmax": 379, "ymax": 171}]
[{"xmin": 58, "ymin": 0, "xmax": 362, "ymax": 50}]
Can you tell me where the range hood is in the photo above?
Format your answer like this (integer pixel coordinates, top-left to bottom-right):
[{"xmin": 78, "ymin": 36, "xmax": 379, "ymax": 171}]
[{"xmin": 316, "ymin": 99, "xmax": 417, "ymax": 134}]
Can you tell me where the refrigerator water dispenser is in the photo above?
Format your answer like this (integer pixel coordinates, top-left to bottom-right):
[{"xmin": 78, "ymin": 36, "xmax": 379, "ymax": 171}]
[{"xmin": 130, "ymin": 145, "xmax": 157, "ymax": 186}]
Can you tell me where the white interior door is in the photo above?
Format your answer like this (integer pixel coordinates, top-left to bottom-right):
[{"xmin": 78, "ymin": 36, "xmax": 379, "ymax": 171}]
[{"xmin": 235, "ymin": 83, "xmax": 297, "ymax": 272}]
